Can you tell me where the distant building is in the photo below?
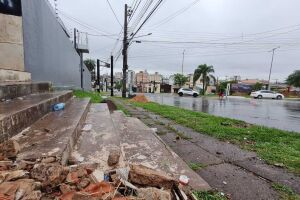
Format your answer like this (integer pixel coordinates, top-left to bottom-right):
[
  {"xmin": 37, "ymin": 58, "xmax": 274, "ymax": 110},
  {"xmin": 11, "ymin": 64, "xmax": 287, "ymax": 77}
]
[
  {"xmin": 239, "ymin": 79, "xmax": 268, "ymax": 85},
  {"xmin": 149, "ymin": 72, "xmax": 162, "ymax": 83},
  {"xmin": 135, "ymin": 70, "xmax": 149, "ymax": 93},
  {"xmin": 114, "ymin": 72, "xmax": 123, "ymax": 81}
]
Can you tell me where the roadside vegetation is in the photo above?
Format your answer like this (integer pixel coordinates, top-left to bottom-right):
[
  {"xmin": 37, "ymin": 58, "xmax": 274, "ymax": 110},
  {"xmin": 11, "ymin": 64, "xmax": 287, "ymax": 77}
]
[
  {"xmin": 131, "ymin": 101, "xmax": 300, "ymax": 175},
  {"xmin": 272, "ymin": 183, "xmax": 300, "ymax": 200},
  {"xmin": 73, "ymin": 90, "xmax": 102, "ymax": 103},
  {"xmin": 189, "ymin": 162, "xmax": 206, "ymax": 171},
  {"xmin": 193, "ymin": 191, "xmax": 228, "ymax": 200}
]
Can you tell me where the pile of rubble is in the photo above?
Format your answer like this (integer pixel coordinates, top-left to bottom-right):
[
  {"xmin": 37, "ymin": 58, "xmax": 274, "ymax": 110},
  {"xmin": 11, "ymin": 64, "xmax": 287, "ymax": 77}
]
[
  {"xmin": 0, "ymin": 140, "xmax": 194, "ymax": 200},
  {"xmin": 129, "ymin": 95, "xmax": 149, "ymax": 103}
]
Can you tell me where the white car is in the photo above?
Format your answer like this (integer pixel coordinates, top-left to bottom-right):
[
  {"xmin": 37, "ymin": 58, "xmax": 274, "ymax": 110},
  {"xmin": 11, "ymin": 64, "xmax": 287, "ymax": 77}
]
[
  {"xmin": 178, "ymin": 88, "xmax": 199, "ymax": 97},
  {"xmin": 250, "ymin": 90, "xmax": 284, "ymax": 100}
]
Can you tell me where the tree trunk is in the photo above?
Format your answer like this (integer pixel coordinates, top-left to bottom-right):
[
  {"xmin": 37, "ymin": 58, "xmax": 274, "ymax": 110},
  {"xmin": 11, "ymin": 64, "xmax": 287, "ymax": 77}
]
[{"xmin": 202, "ymin": 74, "xmax": 206, "ymax": 95}]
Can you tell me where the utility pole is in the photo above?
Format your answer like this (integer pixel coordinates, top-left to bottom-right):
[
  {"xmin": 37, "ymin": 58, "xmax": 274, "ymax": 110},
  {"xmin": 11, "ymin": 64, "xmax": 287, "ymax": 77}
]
[
  {"xmin": 122, "ymin": 4, "xmax": 128, "ymax": 98},
  {"xmin": 80, "ymin": 52, "xmax": 83, "ymax": 90},
  {"xmin": 74, "ymin": 28, "xmax": 77, "ymax": 50},
  {"xmin": 97, "ymin": 59, "xmax": 100, "ymax": 93},
  {"xmin": 181, "ymin": 49, "xmax": 185, "ymax": 75},
  {"xmin": 268, "ymin": 47, "xmax": 280, "ymax": 90},
  {"xmin": 110, "ymin": 55, "xmax": 114, "ymax": 96}
]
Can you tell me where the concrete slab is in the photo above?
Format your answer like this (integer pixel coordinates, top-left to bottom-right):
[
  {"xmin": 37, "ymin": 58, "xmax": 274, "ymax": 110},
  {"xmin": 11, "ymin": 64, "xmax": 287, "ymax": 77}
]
[
  {"xmin": 111, "ymin": 111, "xmax": 211, "ymax": 191},
  {"xmin": 0, "ymin": 91, "xmax": 72, "ymax": 142},
  {"xmin": 0, "ymin": 69, "xmax": 31, "ymax": 82},
  {"xmin": 15, "ymin": 98, "xmax": 90, "ymax": 165},
  {"xmin": 199, "ymin": 163, "xmax": 280, "ymax": 200},
  {"xmin": 73, "ymin": 104, "xmax": 125, "ymax": 171},
  {"xmin": 0, "ymin": 82, "xmax": 51, "ymax": 100},
  {"xmin": 235, "ymin": 157, "xmax": 300, "ymax": 194},
  {"xmin": 153, "ymin": 116, "xmax": 257, "ymax": 162}
]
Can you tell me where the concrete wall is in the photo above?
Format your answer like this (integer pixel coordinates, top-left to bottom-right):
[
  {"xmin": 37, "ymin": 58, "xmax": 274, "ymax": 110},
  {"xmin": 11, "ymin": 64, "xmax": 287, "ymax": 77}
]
[
  {"xmin": 22, "ymin": 0, "xmax": 91, "ymax": 90},
  {"xmin": 0, "ymin": 13, "xmax": 24, "ymax": 71}
]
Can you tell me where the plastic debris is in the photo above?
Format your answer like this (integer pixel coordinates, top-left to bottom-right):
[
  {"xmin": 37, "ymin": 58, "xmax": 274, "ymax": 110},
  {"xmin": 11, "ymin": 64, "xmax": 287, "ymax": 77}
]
[
  {"xmin": 179, "ymin": 175, "xmax": 189, "ymax": 185},
  {"xmin": 53, "ymin": 103, "xmax": 65, "ymax": 111}
]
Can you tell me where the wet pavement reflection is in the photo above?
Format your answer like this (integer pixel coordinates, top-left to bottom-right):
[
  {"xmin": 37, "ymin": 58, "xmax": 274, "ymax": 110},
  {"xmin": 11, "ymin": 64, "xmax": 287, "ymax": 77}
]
[{"xmin": 145, "ymin": 94, "xmax": 300, "ymax": 133}]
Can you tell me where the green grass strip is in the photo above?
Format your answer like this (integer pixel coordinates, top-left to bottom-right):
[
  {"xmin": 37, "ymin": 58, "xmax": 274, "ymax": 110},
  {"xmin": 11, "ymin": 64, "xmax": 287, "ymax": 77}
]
[
  {"xmin": 131, "ymin": 102, "xmax": 300, "ymax": 175},
  {"xmin": 73, "ymin": 90, "xmax": 102, "ymax": 103}
]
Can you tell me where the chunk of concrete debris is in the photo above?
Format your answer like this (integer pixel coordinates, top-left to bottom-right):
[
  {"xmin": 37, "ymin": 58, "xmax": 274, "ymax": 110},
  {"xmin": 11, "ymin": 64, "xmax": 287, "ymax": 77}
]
[
  {"xmin": 137, "ymin": 187, "xmax": 171, "ymax": 200},
  {"xmin": 66, "ymin": 171, "xmax": 80, "ymax": 184},
  {"xmin": 66, "ymin": 167, "xmax": 88, "ymax": 185},
  {"xmin": 60, "ymin": 183, "xmax": 74, "ymax": 194},
  {"xmin": 0, "ymin": 179, "xmax": 41, "ymax": 200},
  {"xmin": 129, "ymin": 164, "xmax": 177, "ymax": 189},
  {"xmin": 31, "ymin": 163, "xmax": 67, "ymax": 187},
  {"xmin": 41, "ymin": 157, "xmax": 56, "ymax": 163},
  {"xmin": 22, "ymin": 190, "xmax": 42, "ymax": 200},
  {"xmin": 0, "ymin": 140, "xmax": 20, "ymax": 159},
  {"xmin": 0, "ymin": 170, "xmax": 29, "ymax": 183},
  {"xmin": 0, "ymin": 161, "xmax": 13, "ymax": 171},
  {"xmin": 0, "ymin": 181, "xmax": 18, "ymax": 199},
  {"xmin": 77, "ymin": 178, "xmax": 90, "ymax": 190},
  {"xmin": 108, "ymin": 149, "xmax": 121, "ymax": 166},
  {"xmin": 15, "ymin": 160, "xmax": 35, "ymax": 171},
  {"xmin": 90, "ymin": 169, "xmax": 104, "ymax": 183}
]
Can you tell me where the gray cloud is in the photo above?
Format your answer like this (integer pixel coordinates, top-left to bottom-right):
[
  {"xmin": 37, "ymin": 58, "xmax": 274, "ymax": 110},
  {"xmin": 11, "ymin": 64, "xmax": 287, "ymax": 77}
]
[{"xmin": 53, "ymin": 0, "xmax": 300, "ymax": 81}]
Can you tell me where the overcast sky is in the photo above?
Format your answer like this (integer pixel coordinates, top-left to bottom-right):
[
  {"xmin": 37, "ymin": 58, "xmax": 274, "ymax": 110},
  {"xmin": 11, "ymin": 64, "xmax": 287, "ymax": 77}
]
[{"xmin": 51, "ymin": 0, "xmax": 300, "ymax": 81}]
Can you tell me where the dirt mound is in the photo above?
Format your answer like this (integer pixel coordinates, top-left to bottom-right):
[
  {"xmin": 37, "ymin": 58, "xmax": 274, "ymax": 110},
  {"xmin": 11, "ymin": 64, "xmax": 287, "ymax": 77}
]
[{"xmin": 129, "ymin": 95, "xmax": 149, "ymax": 103}]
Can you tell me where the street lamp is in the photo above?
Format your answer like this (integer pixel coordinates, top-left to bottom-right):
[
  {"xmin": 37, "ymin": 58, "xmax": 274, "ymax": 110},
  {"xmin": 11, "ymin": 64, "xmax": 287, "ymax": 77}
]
[{"xmin": 268, "ymin": 47, "xmax": 280, "ymax": 90}]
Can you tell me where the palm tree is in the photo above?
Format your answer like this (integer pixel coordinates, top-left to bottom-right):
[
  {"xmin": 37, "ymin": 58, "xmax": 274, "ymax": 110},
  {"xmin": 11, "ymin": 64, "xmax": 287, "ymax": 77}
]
[
  {"xmin": 286, "ymin": 70, "xmax": 300, "ymax": 87},
  {"xmin": 193, "ymin": 64, "xmax": 216, "ymax": 95}
]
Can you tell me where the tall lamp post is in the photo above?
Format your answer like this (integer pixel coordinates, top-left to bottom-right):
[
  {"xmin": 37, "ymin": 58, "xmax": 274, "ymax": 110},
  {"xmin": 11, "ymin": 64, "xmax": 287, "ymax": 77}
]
[{"xmin": 268, "ymin": 47, "xmax": 280, "ymax": 90}]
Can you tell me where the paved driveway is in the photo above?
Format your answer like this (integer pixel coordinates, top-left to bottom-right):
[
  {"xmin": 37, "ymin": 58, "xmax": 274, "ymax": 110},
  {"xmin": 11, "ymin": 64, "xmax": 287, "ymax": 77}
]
[{"xmin": 145, "ymin": 94, "xmax": 300, "ymax": 133}]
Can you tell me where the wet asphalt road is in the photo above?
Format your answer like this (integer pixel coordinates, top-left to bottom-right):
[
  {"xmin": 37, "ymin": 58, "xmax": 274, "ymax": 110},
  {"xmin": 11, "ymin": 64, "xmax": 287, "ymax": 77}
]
[{"xmin": 145, "ymin": 94, "xmax": 300, "ymax": 133}]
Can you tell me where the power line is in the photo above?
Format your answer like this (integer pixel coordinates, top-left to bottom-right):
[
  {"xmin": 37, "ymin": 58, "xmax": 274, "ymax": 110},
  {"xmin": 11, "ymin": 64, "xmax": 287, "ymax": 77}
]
[
  {"xmin": 106, "ymin": 0, "xmax": 123, "ymax": 28},
  {"xmin": 130, "ymin": 0, "xmax": 164, "ymax": 40},
  {"xmin": 59, "ymin": 10, "xmax": 114, "ymax": 36},
  {"xmin": 150, "ymin": 0, "xmax": 200, "ymax": 28}
]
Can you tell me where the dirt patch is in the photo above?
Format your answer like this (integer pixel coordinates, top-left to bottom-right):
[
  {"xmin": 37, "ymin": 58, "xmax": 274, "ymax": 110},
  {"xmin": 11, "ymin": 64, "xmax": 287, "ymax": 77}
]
[
  {"xmin": 106, "ymin": 100, "xmax": 117, "ymax": 113},
  {"xmin": 129, "ymin": 95, "xmax": 149, "ymax": 103}
]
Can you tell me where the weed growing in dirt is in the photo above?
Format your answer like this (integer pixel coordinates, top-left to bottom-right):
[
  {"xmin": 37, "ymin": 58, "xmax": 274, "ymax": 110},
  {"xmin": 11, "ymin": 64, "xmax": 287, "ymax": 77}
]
[
  {"xmin": 193, "ymin": 191, "xmax": 228, "ymax": 200},
  {"xmin": 189, "ymin": 162, "xmax": 205, "ymax": 171}
]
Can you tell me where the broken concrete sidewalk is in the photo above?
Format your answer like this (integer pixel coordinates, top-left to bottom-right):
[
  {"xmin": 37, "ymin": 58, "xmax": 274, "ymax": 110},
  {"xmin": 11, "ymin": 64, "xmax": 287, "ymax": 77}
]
[{"xmin": 72, "ymin": 104, "xmax": 211, "ymax": 192}]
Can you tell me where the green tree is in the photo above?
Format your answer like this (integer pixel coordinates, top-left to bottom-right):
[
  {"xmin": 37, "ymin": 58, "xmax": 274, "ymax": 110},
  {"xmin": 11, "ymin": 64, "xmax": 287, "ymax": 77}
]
[
  {"xmin": 174, "ymin": 73, "xmax": 188, "ymax": 87},
  {"xmin": 286, "ymin": 70, "xmax": 300, "ymax": 87},
  {"xmin": 253, "ymin": 82, "xmax": 263, "ymax": 91},
  {"xmin": 193, "ymin": 64, "xmax": 216, "ymax": 95},
  {"xmin": 115, "ymin": 81, "xmax": 122, "ymax": 90},
  {"xmin": 84, "ymin": 59, "xmax": 96, "ymax": 72}
]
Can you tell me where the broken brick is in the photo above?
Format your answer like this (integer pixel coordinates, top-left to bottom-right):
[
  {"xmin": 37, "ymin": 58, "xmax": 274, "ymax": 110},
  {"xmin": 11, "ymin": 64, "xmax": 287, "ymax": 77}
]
[
  {"xmin": 129, "ymin": 164, "xmax": 177, "ymax": 189},
  {"xmin": 0, "ymin": 140, "xmax": 20, "ymax": 159}
]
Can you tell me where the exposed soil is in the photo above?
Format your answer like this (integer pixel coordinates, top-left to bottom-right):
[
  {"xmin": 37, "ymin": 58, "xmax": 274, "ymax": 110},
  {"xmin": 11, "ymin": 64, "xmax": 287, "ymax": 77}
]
[
  {"xmin": 112, "ymin": 98, "xmax": 300, "ymax": 200},
  {"xmin": 106, "ymin": 99, "xmax": 117, "ymax": 113}
]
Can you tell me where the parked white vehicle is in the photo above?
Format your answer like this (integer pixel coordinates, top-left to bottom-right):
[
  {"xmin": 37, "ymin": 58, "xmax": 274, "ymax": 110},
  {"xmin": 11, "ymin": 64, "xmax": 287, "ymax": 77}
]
[
  {"xmin": 178, "ymin": 88, "xmax": 199, "ymax": 97},
  {"xmin": 250, "ymin": 90, "xmax": 284, "ymax": 100}
]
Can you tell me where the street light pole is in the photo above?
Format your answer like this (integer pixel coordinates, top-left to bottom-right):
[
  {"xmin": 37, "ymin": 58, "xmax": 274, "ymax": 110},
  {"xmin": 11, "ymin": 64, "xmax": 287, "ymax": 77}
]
[
  {"xmin": 97, "ymin": 59, "xmax": 100, "ymax": 93},
  {"xmin": 268, "ymin": 47, "xmax": 280, "ymax": 90},
  {"xmin": 181, "ymin": 49, "xmax": 185, "ymax": 75}
]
